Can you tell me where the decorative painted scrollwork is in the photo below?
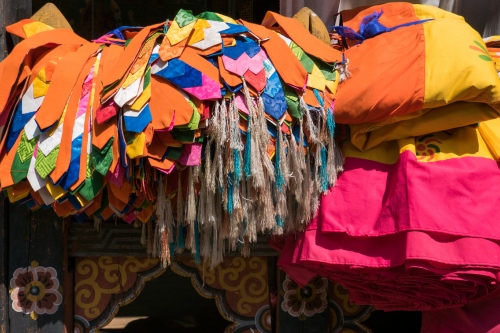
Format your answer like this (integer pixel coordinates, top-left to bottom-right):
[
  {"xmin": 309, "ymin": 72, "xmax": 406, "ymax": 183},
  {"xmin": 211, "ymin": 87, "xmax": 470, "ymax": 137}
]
[
  {"xmin": 172, "ymin": 256, "xmax": 271, "ymax": 333},
  {"xmin": 73, "ymin": 256, "xmax": 164, "ymax": 332}
]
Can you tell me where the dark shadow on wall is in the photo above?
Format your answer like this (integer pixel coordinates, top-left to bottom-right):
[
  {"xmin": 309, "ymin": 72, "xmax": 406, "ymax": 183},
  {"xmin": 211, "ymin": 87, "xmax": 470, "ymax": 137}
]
[{"xmin": 100, "ymin": 269, "xmax": 232, "ymax": 333}]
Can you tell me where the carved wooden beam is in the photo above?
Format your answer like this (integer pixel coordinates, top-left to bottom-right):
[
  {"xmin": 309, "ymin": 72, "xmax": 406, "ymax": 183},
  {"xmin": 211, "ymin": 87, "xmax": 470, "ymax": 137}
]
[{"xmin": 68, "ymin": 221, "xmax": 278, "ymax": 257}]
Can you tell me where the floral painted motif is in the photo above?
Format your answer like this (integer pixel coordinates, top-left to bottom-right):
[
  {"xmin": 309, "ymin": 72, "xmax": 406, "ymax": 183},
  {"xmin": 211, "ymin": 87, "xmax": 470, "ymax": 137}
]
[
  {"xmin": 10, "ymin": 261, "xmax": 62, "ymax": 319},
  {"xmin": 281, "ymin": 275, "xmax": 328, "ymax": 319},
  {"xmin": 416, "ymin": 134, "xmax": 443, "ymax": 161},
  {"xmin": 469, "ymin": 40, "xmax": 492, "ymax": 61}
]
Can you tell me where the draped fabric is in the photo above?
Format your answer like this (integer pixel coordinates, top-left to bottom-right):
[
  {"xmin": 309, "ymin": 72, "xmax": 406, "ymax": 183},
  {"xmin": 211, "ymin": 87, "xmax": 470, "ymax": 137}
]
[
  {"xmin": 280, "ymin": 0, "xmax": 500, "ymax": 37},
  {"xmin": 273, "ymin": 2, "xmax": 500, "ymax": 331}
]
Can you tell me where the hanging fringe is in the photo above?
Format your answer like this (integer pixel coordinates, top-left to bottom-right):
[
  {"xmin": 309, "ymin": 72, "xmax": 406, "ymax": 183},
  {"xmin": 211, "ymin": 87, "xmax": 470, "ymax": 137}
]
[
  {"xmin": 338, "ymin": 56, "xmax": 352, "ymax": 82},
  {"xmin": 141, "ymin": 222, "xmax": 147, "ymax": 247},
  {"xmin": 147, "ymin": 219, "xmax": 154, "ymax": 256},
  {"xmin": 93, "ymin": 215, "xmax": 102, "ymax": 232},
  {"xmin": 274, "ymin": 125, "xmax": 287, "ymax": 234},
  {"xmin": 300, "ymin": 98, "xmax": 320, "ymax": 145},
  {"xmin": 174, "ymin": 171, "xmax": 185, "ymax": 254},
  {"xmin": 185, "ymin": 167, "xmax": 196, "ymax": 252},
  {"xmin": 154, "ymin": 175, "xmax": 172, "ymax": 266}
]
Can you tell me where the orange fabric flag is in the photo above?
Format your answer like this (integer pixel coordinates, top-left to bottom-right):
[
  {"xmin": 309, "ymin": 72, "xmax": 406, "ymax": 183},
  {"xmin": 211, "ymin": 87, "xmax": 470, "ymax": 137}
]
[
  {"xmin": 50, "ymin": 58, "xmax": 97, "ymax": 184},
  {"xmin": 240, "ymin": 19, "xmax": 308, "ymax": 91},
  {"xmin": 0, "ymin": 29, "xmax": 87, "ymax": 116},
  {"xmin": 101, "ymin": 23, "xmax": 163, "ymax": 100},
  {"xmin": 150, "ymin": 76, "xmax": 194, "ymax": 129},
  {"xmin": 35, "ymin": 43, "xmax": 100, "ymax": 130},
  {"xmin": 261, "ymin": 11, "xmax": 342, "ymax": 64}
]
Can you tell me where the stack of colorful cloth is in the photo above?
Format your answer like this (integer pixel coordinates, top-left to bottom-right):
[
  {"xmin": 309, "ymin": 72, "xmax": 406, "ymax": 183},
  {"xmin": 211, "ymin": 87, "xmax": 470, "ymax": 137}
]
[
  {"xmin": 0, "ymin": 9, "xmax": 344, "ymax": 266},
  {"xmin": 275, "ymin": 2, "xmax": 500, "ymax": 312}
]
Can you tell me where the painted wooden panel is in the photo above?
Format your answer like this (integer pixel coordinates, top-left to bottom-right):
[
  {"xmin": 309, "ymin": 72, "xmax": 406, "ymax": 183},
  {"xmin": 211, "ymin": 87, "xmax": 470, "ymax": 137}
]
[
  {"xmin": 8, "ymin": 204, "xmax": 65, "ymax": 332},
  {"xmin": 0, "ymin": 196, "xmax": 8, "ymax": 332},
  {"xmin": 277, "ymin": 268, "xmax": 373, "ymax": 333}
]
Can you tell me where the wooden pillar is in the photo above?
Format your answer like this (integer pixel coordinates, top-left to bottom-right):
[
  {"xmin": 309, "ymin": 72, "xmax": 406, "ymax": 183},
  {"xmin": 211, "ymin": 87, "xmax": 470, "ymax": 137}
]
[
  {"xmin": 0, "ymin": 196, "xmax": 8, "ymax": 332},
  {"xmin": 0, "ymin": 0, "xmax": 31, "ymax": 325},
  {"xmin": 8, "ymin": 205, "xmax": 66, "ymax": 332},
  {"xmin": 0, "ymin": 0, "xmax": 31, "ymax": 58}
]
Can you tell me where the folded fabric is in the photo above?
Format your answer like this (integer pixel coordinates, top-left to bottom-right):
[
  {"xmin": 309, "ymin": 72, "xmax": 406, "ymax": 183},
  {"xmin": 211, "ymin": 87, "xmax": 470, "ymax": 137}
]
[
  {"xmin": 334, "ymin": 2, "xmax": 500, "ymax": 124},
  {"xmin": 421, "ymin": 295, "xmax": 500, "ymax": 333},
  {"xmin": 349, "ymin": 102, "xmax": 499, "ymax": 151},
  {"xmin": 275, "ymin": 122, "xmax": 500, "ymax": 311}
]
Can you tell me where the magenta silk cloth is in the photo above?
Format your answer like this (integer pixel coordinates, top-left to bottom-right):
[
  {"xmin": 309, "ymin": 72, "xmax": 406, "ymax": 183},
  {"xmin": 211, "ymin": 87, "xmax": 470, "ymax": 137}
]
[
  {"xmin": 275, "ymin": 145, "xmax": 500, "ymax": 311},
  {"xmin": 421, "ymin": 296, "xmax": 500, "ymax": 333}
]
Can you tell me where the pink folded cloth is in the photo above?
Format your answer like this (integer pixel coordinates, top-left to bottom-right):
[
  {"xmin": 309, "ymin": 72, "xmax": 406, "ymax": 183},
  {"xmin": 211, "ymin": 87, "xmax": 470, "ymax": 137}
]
[
  {"xmin": 274, "ymin": 125, "xmax": 500, "ymax": 312},
  {"xmin": 421, "ymin": 296, "xmax": 500, "ymax": 333}
]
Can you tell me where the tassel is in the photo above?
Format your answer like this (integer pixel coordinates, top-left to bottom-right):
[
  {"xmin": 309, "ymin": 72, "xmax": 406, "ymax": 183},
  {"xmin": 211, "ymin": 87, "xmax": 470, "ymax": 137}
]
[
  {"xmin": 185, "ymin": 168, "xmax": 196, "ymax": 252},
  {"xmin": 151, "ymin": 222, "xmax": 158, "ymax": 257},
  {"xmin": 227, "ymin": 174, "xmax": 234, "ymax": 215},
  {"xmin": 175, "ymin": 172, "xmax": 185, "ymax": 253},
  {"xmin": 165, "ymin": 197, "xmax": 174, "ymax": 243},
  {"xmin": 326, "ymin": 108, "xmax": 337, "ymax": 187},
  {"xmin": 194, "ymin": 219, "xmax": 201, "ymax": 264},
  {"xmin": 176, "ymin": 172, "xmax": 184, "ymax": 226},
  {"xmin": 176, "ymin": 224, "xmax": 185, "ymax": 253},
  {"xmin": 197, "ymin": 169, "xmax": 207, "ymax": 225},
  {"xmin": 241, "ymin": 236, "xmax": 250, "ymax": 257},
  {"xmin": 247, "ymin": 185, "xmax": 258, "ymax": 242},
  {"xmin": 275, "ymin": 127, "xmax": 285, "ymax": 190},
  {"xmin": 338, "ymin": 55, "xmax": 352, "ymax": 82},
  {"xmin": 210, "ymin": 220, "xmax": 224, "ymax": 269},
  {"xmin": 155, "ymin": 175, "xmax": 167, "ymax": 255},
  {"xmin": 217, "ymin": 100, "xmax": 228, "ymax": 191},
  {"xmin": 311, "ymin": 143, "xmax": 322, "ymax": 216},
  {"xmin": 203, "ymin": 139, "xmax": 216, "ymax": 227},
  {"xmin": 141, "ymin": 222, "xmax": 147, "ymax": 247},
  {"xmin": 334, "ymin": 142, "xmax": 345, "ymax": 174},
  {"xmin": 243, "ymin": 130, "xmax": 252, "ymax": 179},
  {"xmin": 320, "ymin": 145, "xmax": 329, "ymax": 193},
  {"xmin": 262, "ymin": 178, "xmax": 276, "ymax": 233},
  {"xmin": 300, "ymin": 98, "xmax": 320, "ymax": 145},
  {"xmin": 154, "ymin": 175, "xmax": 173, "ymax": 265},
  {"xmin": 93, "ymin": 215, "xmax": 102, "ymax": 232},
  {"xmin": 300, "ymin": 152, "xmax": 312, "ymax": 224},
  {"xmin": 161, "ymin": 227, "xmax": 170, "ymax": 267},
  {"xmin": 192, "ymin": 164, "xmax": 201, "ymax": 184},
  {"xmin": 206, "ymin": 103, "xmax": 218, "ymax": 193},
  {"xmin": 241, "ymin": 80, "xmax": 265, "ymax": 188},
  {"xmin": 257, "ymin": 96, "xmax": 275, "ymax": 180},
  {"xmin": 288, "ymin": 128, "xmax": 303, "ymax": 200},
  {"xmin": 274, "ymin": 125, "xmax": 287, "ymax": 233},
  {"xmin": 148, "ymin": 219, "xmax": 154, "ymax": 256},
  {"xmin": 200, "ymin": 223, "xmax": 212, "ymax": 262}
]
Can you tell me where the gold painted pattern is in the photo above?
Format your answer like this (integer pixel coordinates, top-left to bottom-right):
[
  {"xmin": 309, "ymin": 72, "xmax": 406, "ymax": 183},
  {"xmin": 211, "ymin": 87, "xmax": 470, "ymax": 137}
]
[{"xmin": 74, "ymin": 257, "xmax": 160, "ymax": 320}]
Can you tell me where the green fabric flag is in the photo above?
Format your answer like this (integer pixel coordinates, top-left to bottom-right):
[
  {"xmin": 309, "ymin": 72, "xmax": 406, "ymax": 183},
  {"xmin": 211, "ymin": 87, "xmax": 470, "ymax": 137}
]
[
  {"xmin": 282, "ymin": 83, "xmax": 301, "ymax": 119},
  {"xmin": 35, "ymin": 147, "xmax": 59, "ymax": 179},
  {"xmin": 92, "ymin": 139, "xmax": 114, "ymax": 177},
  {"xmin": 197, "ymin": 12, "xmax": 224, "ymax": 22},
  {"xmin": 175, "ymin": 9, "xmax": 197, "ymax": 28},
  {"xmin": 165, "ymin": 147, "xmax": 183, "ymax": 160},
  {"xmin": 17, "ymin": 132, "xmax": 37, "ymax": 163},
  {"xmin": 171, "ymin": 129, "xmax": 196, "ymax": 142},
  {"xmin": 78, "ymin": 171, "xmax": 105, "ymax": 202},
  {"xmin": 11, "ymin": 152, "xmax": 30, "ymax": 184}
]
